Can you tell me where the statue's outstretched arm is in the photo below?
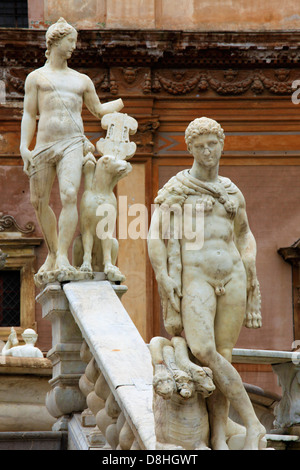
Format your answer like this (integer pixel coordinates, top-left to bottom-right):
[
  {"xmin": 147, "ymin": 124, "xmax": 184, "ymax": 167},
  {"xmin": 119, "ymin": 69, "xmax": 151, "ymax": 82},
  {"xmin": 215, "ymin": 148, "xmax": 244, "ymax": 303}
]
[{"xmin": 83, "ymin": 75, "xmax": 124, "ymax": 119}]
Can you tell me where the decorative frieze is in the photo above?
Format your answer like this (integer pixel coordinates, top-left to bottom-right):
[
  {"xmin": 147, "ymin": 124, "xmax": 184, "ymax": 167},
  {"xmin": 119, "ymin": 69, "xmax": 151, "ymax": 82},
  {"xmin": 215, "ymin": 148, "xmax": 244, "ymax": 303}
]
[
  {"xmin": 1, "ymin": 30, "xmax": 300, "ymax": 102},
  {"xmin": 2, "ymin": 65, "xmax": 299, "ymax": 101}
]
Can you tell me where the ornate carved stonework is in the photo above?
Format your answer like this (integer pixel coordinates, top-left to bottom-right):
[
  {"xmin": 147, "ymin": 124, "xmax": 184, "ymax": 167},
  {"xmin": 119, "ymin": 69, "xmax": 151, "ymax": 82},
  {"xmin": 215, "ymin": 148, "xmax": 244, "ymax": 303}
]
[
  {"xmin": 1, "ymin": 30, "xmax": 300, "ymax": 101},
  {"xmin": 3, "ymin": 66, "xmax": 297, "ymax": 102},
  {"xmin": 150, "ymin": 69, "xmax": 298, "ymax": 96},
  {"xmin": 153, "ymin": 70, "xmax": 202, "ymax": 95},
  {"xmin": 81, "ymin": 69, "xmax": 110, "ymax": 94},
  {"xmin": 0, "ymin": 212, "xmax": 35, "ymax": 234},
  {"xmin": 134, "ymin": 116, "xmax": 160, "ymax": 153}
]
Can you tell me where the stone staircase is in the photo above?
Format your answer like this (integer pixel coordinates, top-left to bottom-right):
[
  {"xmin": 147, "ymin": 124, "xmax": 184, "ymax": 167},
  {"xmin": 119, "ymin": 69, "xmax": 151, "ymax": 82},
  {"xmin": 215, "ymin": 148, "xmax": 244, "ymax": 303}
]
[{"xmin": 1, "ymin": 279, "xmax": 299, "ymax": 450}]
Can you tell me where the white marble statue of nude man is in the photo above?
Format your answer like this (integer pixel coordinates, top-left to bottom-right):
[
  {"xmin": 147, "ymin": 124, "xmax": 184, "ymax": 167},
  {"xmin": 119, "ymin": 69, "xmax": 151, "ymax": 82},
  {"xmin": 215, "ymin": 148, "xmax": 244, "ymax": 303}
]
[
  {"xmin": 20, "ymin": 18, "xmax": 123, "ymax": 279},
  {"xmin": 147, "ymin": 117, "xmax": 266, "ymax": 450}
]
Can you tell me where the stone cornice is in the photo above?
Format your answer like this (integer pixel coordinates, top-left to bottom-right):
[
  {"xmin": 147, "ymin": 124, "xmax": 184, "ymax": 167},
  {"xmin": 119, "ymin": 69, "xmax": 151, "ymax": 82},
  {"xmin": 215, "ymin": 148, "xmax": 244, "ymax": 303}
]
[
  {"xmin": 0, "ymin": 356, "xmax": 52, "ymax": 375},
  {"xmin": 1, "ymin": 29, "xmax": 300, "ymax": 114},
  {"xmin": 1, "ymin": 29, "xmax": 300, "ymax": 67}
]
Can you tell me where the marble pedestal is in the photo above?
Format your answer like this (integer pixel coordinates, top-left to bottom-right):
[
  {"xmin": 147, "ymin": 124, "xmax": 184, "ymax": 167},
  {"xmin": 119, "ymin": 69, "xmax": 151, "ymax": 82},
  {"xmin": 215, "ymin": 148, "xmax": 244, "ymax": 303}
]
[
  {"xmin": 37, "ymin": 282, "xmax": 86, "ymax": 431},
  {"xmin": 37, "ymin": 278, "xmax": 128, "ymax": 431}
]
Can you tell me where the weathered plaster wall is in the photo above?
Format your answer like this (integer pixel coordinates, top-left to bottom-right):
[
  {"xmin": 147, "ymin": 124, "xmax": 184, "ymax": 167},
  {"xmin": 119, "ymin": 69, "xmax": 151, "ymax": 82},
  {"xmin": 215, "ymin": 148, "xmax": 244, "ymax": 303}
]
[{"xmin": 28, "ymin": 0, "xmax": 300, "ymax": 31}]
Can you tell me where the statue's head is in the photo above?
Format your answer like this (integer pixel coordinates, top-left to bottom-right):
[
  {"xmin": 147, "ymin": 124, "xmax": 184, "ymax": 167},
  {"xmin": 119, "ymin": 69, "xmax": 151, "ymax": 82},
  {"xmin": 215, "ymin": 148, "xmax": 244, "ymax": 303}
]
[
  {"xmin": 45, "ymin": 17, "xmax": 77, "ymax": 60},
  {"xmin": 153, "ymin": 370, "xmax": 176, "ymax": 400},
  {"xmin": 173, "ymin": 369, "xmax": 195, "ymax": 399},
  {"xmin": 185, "ymin": 117, "xmax": 225, "ymax": 169},
  {"xmin": 22, "ymin": 328, "xmax": 38, "ymax": 345},
  {"xmin": 185, "ymin": 117, "xmax": 225, "ymax": 154}
]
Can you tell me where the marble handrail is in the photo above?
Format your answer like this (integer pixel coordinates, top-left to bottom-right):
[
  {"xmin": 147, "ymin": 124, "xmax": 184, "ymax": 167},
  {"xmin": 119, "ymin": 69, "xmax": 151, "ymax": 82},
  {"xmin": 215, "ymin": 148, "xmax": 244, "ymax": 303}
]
[
  {"xmin": 232, "ymin": 348, "xmax": 297, "ymax": 365},
  {"xmin": 63, "ymin": 280, "xmax": 156, "ymax": 450}
]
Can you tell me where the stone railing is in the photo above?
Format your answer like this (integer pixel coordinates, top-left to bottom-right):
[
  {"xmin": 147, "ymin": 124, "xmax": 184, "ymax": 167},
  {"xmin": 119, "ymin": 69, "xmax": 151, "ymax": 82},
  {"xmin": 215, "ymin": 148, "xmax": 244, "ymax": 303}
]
[
  {"xmin": 37, "ymin": 280, "xmax": 156, "ymax": 450},
  {"xmin": 232, "ymin": 348, "xmax": 300, "ymax": 434}
]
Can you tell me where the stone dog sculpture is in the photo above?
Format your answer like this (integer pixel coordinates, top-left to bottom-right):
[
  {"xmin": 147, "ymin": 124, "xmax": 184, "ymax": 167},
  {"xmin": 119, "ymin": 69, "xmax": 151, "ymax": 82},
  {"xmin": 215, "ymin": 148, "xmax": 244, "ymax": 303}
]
[
  {"xmin": 72, "ymin": 155, "xmax": 132, "ymax": 282},
  {"xmin": 150, "ymin": 336, "xmax": 215, "ymax": 450},
  {"xmin": 73, "ymin": 112, "xmax": 138, "ymax": 282}
]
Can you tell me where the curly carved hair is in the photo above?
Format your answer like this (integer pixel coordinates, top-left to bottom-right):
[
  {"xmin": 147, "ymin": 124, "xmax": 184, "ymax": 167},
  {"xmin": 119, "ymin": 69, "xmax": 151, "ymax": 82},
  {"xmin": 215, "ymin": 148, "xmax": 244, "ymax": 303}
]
[
  {"xmin": 185, "ymin": 117, "xmax": 225, "ymax": 153},
  {"xmin": 45, "ymin": 17, "xmax": 77, "ymax": 59}
]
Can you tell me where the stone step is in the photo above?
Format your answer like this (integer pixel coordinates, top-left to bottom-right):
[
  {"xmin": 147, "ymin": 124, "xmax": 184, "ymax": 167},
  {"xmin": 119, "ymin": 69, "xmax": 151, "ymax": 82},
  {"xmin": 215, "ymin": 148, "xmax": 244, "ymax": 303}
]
[
  {"xmin": 266, "ymin": 433, "xmax": 300, "ymax": 451},
  {"xmin": 0, "ymin": 431, "xmax": 67, "ymax": 450}
]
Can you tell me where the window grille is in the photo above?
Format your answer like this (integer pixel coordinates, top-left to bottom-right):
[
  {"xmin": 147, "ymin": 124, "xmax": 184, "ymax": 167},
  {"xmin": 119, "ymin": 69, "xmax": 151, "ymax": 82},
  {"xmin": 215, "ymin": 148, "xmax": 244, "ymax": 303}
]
[
  {"xmin": 0, "ymin": 1, "xmax": 28, "ymax": 28},
  {"xmin": 0, "ymin": 270, "xmax": 21, "ymax": 327}
]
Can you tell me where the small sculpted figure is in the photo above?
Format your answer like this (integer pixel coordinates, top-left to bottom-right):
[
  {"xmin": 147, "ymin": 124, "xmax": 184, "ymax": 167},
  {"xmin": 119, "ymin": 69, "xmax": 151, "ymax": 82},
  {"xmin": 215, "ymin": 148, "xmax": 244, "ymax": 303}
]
[
  {"xmin": 1, "ymin": 327, "xmax": 43, "ymax": 358},
  {"xmin": 20, "ymin": 18, "xmax": 124, "ymax": 284},
  {"xmin": 148, "ymin": 117, "xmax": 266, "ymax": 450},
  {"xmin": 150, "ymin": 336, "xmax": 215, "ymax": 450}
]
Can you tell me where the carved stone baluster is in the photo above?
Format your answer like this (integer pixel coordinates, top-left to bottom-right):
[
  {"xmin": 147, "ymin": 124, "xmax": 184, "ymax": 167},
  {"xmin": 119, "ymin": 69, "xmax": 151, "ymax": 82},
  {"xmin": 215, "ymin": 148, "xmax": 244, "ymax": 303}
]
[
  {"xmin": 78, "ymin": 341, "xmax": 108, "ymax": 447},
  {"xmin": 94, "ymin": 371, "xmax": 111, "ymax": 403},
  {"xmin": 105, "ymin": 392, "xmax": 121, "ymax": 449},
  {"xmin": 85, "ymin": 358, "xmax": 102, "ymax": 414},
  {"xmin": 115, "ymin": 412, "xmax": 126, "ymax": 450},
  {"xmin": 79, "ymin": 341, "xmax": 95, "ymax": 427},
  {"xmin": 96, "ymin": 388, "xmax": 121, "ymax": 449},
  {"xmin": 83, "ymin": 357, "xmax": 107, "ymax": 447},
  {"xmin": 94, "ymin": 373, "xmax": 114, "ymax": 448},
  {"xmin": 131, "ymin": 439, "xmax": 141, "ymax": 450},
  {"xmin": 80, "ymin": 340, "xmax": 92, "ymax": 364},
  {"xmin": 118, "ymin": 419, "xmax": 135, "ymax": 450}
]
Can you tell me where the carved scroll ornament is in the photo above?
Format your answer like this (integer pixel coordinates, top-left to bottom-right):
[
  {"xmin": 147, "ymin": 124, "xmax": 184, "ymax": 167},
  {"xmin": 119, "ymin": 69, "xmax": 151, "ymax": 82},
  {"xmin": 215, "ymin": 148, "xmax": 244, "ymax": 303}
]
[{"xmin": 0, "ymin": 212, "xmax": 35, "ymax": 234}]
